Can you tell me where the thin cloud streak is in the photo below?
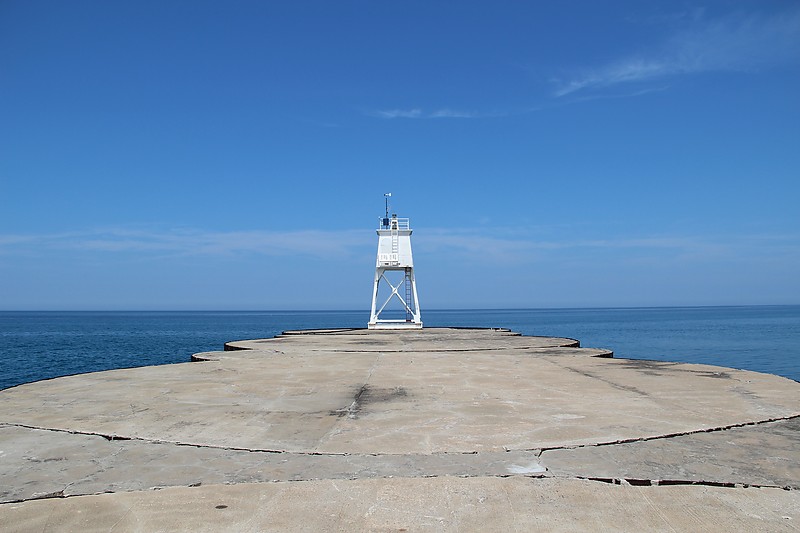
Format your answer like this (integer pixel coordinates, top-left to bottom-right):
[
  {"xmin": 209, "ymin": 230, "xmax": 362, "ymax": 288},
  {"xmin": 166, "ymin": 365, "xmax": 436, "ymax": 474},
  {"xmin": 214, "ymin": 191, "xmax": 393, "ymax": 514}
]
[
  {"xmin": 368, "ymin": 108, "xmax": 484, "ymax": 119},
  {"xmin": 0, "ymin": 228, "xmax": 371, "ymax": 259},
  {"xmin": 370, "ymin": 108, "xmax": 422, "ymax": 119},
  {"xmin": 418, "ymin": 229, "xmax": 800, "ymax": 264},
  {"xmin": 553, "ymin": 8, "xmax": 800, "ymax": 97},
  {"xmin": 553, "ymin": 59, "xmax": 669, "ymax": 97},
  {"xmin": 2, "ymin": 228, "xmax": 797, "ymax": 266}
]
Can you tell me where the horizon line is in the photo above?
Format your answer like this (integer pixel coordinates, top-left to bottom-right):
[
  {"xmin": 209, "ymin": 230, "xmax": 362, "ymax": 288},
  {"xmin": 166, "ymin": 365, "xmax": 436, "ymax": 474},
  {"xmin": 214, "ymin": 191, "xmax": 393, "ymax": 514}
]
[{"xmin": 2, "ymin": 304, "xmax": 797, "ymax": 313}]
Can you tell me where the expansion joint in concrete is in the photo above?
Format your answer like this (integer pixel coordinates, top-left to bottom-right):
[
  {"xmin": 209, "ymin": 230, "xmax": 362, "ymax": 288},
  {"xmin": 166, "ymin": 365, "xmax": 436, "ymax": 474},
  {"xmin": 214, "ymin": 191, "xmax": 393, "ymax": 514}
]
[
  {"xmin": 308, "ymin": 345, "xmax": 582, "ymax": 354},
  {"xmin": 536, "ymin": 413, "xmax": 800, "ymax": 454},
  {"xmin": 569, "ymin": 475, "xmax": 796, "ymax": 491}
]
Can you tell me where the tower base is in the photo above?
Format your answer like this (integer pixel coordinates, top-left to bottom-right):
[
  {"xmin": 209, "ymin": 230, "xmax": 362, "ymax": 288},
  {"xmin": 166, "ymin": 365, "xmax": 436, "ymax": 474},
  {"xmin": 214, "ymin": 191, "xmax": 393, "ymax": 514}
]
[{"xmin": 368, "ymin": 320, "xmax": 423, "ymax": 330}]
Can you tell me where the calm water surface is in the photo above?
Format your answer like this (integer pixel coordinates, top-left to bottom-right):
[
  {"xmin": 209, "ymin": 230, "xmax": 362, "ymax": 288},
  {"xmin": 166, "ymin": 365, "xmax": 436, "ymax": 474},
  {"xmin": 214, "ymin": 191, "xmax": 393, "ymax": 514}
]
[{"xmin": 1, "ymin": 306, "xmax": 798, "ymax": 390}]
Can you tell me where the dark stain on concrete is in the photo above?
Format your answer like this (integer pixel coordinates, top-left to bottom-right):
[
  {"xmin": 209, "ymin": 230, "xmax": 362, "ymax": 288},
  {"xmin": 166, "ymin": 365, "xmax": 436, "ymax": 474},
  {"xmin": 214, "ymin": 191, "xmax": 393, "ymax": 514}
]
[
  {"xmin": 331, "ymin": 385, "xmax": 409, "ymax": 419},
  {"xmin": 614, "ymin": 360, "xmax": 681, "ymax": 376},
  {"xmin": 615, "ymin": 359, "xmax": 733, "ymax": 379},
  {"xmin": 361, "ymin": 385, "xmax": 408, "ymax": 404}
]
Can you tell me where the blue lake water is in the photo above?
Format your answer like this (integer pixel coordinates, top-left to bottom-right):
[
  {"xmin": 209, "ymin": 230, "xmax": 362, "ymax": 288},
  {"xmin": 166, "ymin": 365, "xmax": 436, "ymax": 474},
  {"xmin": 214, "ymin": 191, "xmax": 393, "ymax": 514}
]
[{"xmin": 1, "ymin": 306, "xmax": 798, "ymax": 390}]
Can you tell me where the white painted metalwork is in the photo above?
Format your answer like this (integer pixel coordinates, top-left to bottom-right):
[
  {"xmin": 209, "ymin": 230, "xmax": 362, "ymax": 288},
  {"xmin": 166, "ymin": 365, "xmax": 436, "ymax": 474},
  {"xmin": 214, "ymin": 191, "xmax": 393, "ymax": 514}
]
[{"xmin": 368, "ymin": 197, "xmax": 422, "ymax": 329}]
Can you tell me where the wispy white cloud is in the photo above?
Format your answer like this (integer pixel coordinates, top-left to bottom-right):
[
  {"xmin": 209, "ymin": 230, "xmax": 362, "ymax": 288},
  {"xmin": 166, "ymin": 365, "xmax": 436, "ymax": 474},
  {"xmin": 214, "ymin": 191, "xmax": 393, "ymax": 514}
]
[
  {"xmin": 370, "ymin": 108, "xmax": 423, "ymax": 119},
  {"xmin": 553, "ymin": 7, "xmax": 800, "ymax": 97},
  {"xmin": 417, "ymin": 228, "xmax": 800, "ymax": 265},
  {"xmin": 0, "ymin": 228, "xmax": 371, "ymax": 259},
  {"xmin": 428, "ymin": 108, "xmax": 481, "ymax": 119},
  {"xmin": 417, "ymin": 232, "xmax": 545, "ymax": 262},
  {"xmin": 3, "ymin": 227, "xmax": 797, "ymax": 269},
  {"xmin": 419, "ymin": 231, "xmax": 706, "ymax": 260},
  {"xmin": 368, "ymin": 108, "xmax": 483, "ymax": 119},
  {"xmin": 553, "ymin": 59, "xmax": 669, "ymax": 97}
]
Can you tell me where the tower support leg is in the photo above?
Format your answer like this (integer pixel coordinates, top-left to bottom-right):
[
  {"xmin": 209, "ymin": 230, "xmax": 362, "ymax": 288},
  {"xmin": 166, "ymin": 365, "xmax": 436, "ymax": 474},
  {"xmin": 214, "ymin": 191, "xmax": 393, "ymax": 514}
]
[{"xmin": 368, "ymin": 267, "xmax": 422, "ymax": 329}]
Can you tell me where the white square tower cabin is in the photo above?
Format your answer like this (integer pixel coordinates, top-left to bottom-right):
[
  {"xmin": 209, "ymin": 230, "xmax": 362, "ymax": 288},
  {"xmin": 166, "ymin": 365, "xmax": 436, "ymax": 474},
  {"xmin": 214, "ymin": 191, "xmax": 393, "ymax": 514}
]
[{"xmin": 368, "ymin": 195, "xmax": 422, "ymax": 329}]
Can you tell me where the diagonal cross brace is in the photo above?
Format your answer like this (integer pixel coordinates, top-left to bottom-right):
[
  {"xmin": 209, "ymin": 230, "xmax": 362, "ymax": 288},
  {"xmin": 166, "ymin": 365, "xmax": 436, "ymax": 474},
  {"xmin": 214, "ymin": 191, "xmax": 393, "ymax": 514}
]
[{"xmin": 375, "ymin": 273, "xmax": 414, "ymax": 317}]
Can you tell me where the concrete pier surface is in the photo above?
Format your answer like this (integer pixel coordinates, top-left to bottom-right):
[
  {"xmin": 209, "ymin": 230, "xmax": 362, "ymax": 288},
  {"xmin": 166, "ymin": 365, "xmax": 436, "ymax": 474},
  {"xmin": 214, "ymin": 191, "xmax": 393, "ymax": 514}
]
[{"xmin": 1, "ymin": 327, "xmax": 798, "ymax": 531}]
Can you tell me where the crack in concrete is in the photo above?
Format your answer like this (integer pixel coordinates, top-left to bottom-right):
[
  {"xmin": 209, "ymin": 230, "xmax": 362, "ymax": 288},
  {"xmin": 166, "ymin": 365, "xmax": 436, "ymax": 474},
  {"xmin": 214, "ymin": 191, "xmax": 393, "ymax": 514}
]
[
  {"xmin": 558, "ymin": 363, "xmax": 652, "ymax": 397},
  {"xmin": 564, "ymin": 475, "xmax": 795, "ymax": 491},
  {"xmin": 26, "ymin": 489, "xmax": 66, "ymax": 501},
  {"xmin": 3, "ymin": 413, "xmax": 797, "ymax": 506},
  {"xmin": 4, "ymin": 471, "xmax": 793, "ymax": 507},
  {"xmin": 4, "ymin": 413, "xmax": 798, "ymax": 457},
  {"xmin": 305, "ymin": 344, "xmax": 586, "ymax": 354},
  {"xmin": 536, "ymin": 414, "xmax": 800, "ymax": 453},
  {"xmin": 332, "ymin": 384, "xmax": 369, "ymax": 419}
]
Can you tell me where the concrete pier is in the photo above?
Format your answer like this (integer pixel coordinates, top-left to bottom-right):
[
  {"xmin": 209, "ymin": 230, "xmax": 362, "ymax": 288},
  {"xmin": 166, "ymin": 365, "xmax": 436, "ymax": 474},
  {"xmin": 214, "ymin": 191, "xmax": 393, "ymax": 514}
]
[{"xmin": 1, "ymin": 328, "xmax": 798, "ymax": 531}]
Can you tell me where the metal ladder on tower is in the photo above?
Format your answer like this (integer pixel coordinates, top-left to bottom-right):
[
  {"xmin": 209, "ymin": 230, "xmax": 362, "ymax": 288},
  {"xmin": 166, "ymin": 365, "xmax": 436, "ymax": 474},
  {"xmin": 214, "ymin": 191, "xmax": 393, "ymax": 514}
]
[
  {"xmin": 391, "ymin": 227, "xmax": 399, "ymax": 262},
  {"xmin": 405, "ymin": 268, "xmax": 413, "ymax": 321}
]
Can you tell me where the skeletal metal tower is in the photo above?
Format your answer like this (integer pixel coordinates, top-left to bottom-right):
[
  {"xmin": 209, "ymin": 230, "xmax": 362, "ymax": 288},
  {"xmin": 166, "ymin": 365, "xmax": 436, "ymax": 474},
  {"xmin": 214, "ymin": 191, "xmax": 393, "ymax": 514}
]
[{"xmin": 368, "ymin": 194, "xmax": 422, "ymax": 329}]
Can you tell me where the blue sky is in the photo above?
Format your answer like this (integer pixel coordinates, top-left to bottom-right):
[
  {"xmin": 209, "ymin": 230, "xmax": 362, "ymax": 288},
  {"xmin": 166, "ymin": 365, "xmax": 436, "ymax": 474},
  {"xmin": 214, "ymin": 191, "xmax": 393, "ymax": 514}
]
[{"xmin": 1, "ymin": 1, "xmax": 798, "ymax": 310}]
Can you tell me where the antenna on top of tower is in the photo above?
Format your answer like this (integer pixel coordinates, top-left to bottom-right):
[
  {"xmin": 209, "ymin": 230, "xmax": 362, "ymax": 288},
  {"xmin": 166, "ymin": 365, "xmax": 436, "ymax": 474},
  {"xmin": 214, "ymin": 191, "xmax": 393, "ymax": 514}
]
[{"xmin": 383, "ymin": 193, "xmax": 392, "ymax": 228}]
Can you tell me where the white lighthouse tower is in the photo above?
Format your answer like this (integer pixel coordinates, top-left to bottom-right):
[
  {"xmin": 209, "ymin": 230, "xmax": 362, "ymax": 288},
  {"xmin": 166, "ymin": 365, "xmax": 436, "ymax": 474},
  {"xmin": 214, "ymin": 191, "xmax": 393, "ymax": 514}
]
[{"xmin": 368, "ymin": 194, "xmax": 422, "ymax": 329}]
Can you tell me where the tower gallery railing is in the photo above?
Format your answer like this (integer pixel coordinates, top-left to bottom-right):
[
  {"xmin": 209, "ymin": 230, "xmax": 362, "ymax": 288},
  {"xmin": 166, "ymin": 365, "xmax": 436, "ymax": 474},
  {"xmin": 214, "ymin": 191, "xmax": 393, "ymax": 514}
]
[{"xmin": 377, "ymin": 217, "xmax": 410, "ymax": 230}]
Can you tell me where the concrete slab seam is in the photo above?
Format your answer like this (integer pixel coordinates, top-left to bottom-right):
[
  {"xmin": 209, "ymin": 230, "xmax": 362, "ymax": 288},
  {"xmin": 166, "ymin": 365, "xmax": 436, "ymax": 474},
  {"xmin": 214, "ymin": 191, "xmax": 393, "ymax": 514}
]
[
  {"xmin": 4, "ymin": 413, "xmax": 797, "ymax": 456},
  {"xmin": 536, "ymin": 413, "xmax": 800, "ymax": 453}
]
